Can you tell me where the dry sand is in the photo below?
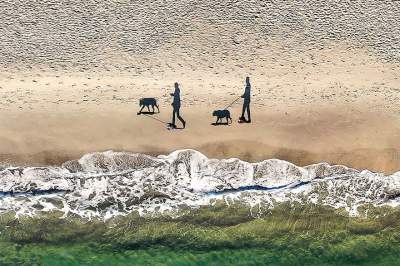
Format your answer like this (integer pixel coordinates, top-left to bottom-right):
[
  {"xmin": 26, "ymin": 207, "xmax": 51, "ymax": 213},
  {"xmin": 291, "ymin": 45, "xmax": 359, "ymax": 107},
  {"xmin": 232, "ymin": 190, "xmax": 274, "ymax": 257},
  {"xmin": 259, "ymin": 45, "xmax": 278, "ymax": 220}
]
[
  {"xmin": 1, "ymin": 47, "xmax": 400, "ymax": 173},
  {"xmin": 1, "ymin": 1, "xmax": 400, "ymax": 173}
]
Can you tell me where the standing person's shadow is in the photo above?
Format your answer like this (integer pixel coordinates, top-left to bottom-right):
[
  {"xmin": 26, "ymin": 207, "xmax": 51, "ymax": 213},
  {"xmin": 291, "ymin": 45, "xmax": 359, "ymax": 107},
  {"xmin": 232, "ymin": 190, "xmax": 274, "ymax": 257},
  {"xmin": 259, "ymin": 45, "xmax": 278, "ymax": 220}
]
[
  {"xmin": 239, "ymin": 76, "xmax": 252, "ymax": 123},
  {"xmin": 169, "ymin": 82, "xmax": 186, "ymax": 129}
]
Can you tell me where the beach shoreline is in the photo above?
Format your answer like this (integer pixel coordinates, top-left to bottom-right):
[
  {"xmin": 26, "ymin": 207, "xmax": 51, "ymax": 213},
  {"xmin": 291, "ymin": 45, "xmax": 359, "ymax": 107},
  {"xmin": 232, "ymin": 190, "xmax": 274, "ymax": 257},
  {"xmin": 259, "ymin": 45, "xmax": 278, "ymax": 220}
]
[{"xmin": 1, "ymin": 104, "xmax": 400, "ymax": 173}]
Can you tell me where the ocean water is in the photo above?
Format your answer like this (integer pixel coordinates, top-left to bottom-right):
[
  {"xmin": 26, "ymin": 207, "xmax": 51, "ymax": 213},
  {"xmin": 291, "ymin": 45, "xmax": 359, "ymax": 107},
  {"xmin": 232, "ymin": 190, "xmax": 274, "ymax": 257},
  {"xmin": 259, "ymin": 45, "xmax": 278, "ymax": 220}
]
[
  {"xmin": 0, "ymin": 149, "xmax": 398, "ymax": 219},
  {"xmin": 1, "ymin": 150, "xmax": 400, "ymax": 265},
  {"xmin": 3, "ymin": 245, "xmax": 400, "ymax": 266}
]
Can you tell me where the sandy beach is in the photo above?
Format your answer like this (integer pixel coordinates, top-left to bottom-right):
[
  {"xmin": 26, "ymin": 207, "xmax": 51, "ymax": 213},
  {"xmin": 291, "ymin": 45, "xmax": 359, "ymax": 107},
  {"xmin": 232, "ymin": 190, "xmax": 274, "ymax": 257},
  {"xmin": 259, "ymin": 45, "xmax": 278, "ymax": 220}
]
[
  {"xmin": 2, "ymin": 2, "xmax": 400, "ymax": 264},
  {"xmin": 1, "ymin": 0, "xmax": 400, "ymax": 173},
  {"xmin": 1, "ymin": 47, "xmax": 400, "ymax": 173}
]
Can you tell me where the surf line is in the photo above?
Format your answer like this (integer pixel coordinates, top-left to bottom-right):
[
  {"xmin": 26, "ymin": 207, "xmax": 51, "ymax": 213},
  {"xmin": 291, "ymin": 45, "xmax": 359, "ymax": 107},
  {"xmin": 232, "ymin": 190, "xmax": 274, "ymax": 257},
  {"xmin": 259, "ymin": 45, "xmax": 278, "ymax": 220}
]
[
  {"xmin": 206, "ymin": 181, "xmax": 311, "ymax": 195},
  {"xmin": 0, "ymin": 189, "xmax": 70, "ymax": 198}
]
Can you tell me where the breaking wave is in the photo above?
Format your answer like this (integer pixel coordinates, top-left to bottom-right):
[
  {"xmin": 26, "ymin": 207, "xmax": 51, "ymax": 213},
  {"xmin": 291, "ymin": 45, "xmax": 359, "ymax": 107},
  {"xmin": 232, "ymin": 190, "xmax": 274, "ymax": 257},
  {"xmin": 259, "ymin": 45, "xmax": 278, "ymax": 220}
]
[{"xmin": 1, "ymin": 149, "xmax": 400, "ymax": 219}]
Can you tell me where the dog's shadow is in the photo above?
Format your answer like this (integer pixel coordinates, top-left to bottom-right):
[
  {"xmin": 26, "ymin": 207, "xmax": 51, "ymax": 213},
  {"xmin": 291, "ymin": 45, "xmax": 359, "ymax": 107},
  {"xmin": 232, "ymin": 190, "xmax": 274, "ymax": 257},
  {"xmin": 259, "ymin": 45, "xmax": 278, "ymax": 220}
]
[
  {"xmin": 211, "ymin": 122, "xmax": 230, "ymax": 126},
  {"xmin": 137, "ymin": 111, "xmax": 159, "ymax": 115}
]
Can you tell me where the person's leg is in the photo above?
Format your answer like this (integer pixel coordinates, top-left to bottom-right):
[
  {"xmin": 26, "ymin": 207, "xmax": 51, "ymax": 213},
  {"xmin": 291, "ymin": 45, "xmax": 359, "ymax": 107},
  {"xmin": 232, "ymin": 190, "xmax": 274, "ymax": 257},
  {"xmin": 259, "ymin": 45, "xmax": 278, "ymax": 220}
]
[
  {"xmin": 176, "ymin": 109, "xmax": 186, "ymax": 128},
  {"xmin": 240, "ymin": 102, "xmax": 246, "ymax": 120},
  {"xmin": 172, "ymin": 109, "xmax": 176, "ymax": 126},
  {"xmin": 247, "ymin": 103, "xmax": 251, "ymax": 122}
]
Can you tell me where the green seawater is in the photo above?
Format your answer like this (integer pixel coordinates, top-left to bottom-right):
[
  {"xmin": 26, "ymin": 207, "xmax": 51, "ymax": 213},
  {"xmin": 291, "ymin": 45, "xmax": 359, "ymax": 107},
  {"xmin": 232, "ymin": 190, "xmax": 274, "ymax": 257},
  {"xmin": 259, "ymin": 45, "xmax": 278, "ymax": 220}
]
[
  {"xmin": 2, "ymin": 244, "xmax": 400, "ymax": 266},
  {"xmin": 1, "ymin": 202, "xmax": 400, "ymax": 265}
]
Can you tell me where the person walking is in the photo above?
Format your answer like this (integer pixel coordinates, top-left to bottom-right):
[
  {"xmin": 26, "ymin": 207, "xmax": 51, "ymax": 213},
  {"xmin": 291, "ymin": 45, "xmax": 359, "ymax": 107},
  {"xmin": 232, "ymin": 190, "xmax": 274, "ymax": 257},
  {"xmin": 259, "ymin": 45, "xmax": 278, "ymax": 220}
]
[
  {"xmin": 170, "ymin": 82, "xmax": 186, "ymax": 129},
  {"xmin": 239, "ymin": 76, "xmax": 251, "ymax": 123}
]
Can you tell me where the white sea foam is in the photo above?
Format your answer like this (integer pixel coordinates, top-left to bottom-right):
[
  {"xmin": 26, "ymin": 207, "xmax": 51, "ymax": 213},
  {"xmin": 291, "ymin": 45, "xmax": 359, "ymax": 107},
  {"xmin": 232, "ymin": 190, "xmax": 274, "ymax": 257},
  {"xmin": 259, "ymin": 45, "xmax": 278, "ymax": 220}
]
[{"xmin": 0, "ymin": 149, "xmax": 399, "ymax": 219}]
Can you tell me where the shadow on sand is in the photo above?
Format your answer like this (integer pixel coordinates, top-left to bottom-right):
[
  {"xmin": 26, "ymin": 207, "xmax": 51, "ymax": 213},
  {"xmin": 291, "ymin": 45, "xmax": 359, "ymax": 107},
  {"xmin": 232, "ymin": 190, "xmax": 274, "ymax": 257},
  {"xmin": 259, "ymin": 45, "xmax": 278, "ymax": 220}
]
[
  {"xmin": 211, "ymin": 122, "xmax": 230, "ymax": 126},
  {"xmin": 168, "ymin": 123, "xmax": 185, "ymax": 130},
  {"xmin": 137, "ymin": 111, "xmax": 159, "ymax": 115}
]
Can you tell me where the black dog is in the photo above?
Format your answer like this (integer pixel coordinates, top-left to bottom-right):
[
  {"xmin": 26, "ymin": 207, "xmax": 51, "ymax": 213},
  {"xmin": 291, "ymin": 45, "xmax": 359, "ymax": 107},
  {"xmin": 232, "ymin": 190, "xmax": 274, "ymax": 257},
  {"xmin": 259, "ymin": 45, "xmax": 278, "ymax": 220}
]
[
  {"xmin": 213, "ymin": 109, "xmax": 232, "ymax": 125},
  {"xmin": 138, "ymin": 98, "xmax": 160, "ymax": 114}
]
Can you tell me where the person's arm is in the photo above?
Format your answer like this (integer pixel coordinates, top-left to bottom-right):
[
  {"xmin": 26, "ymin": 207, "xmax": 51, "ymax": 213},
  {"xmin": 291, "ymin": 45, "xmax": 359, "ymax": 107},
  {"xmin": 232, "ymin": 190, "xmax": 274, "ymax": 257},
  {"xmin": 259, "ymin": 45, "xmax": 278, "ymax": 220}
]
[
  {"xmin": 241, "ymin": 85, "xmax": 248, "ymax": 98},
  {"xmin": 171, "ymin": 89, "xmax": 179, "ymax": 97}
]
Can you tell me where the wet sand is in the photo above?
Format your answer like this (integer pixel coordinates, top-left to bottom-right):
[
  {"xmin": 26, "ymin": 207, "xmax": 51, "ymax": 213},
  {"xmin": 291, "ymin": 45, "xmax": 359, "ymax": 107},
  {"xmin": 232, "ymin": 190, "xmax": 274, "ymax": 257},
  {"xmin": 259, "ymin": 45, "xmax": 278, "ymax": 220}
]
[{"xmin": 1, "ymin": 101, "xmax": 400, "ymax": 174}]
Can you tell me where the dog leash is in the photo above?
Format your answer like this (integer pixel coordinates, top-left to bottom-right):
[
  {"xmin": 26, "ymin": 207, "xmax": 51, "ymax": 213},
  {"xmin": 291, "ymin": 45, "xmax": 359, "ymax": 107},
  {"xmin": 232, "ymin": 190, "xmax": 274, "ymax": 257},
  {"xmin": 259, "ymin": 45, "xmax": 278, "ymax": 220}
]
[
  {"xmin": 142, "ymin": 113, "xmax": 169, "ymax": 125},
  {"xmin": 223, "ymin": 96, "xmax": 241, "ymax": 110}
]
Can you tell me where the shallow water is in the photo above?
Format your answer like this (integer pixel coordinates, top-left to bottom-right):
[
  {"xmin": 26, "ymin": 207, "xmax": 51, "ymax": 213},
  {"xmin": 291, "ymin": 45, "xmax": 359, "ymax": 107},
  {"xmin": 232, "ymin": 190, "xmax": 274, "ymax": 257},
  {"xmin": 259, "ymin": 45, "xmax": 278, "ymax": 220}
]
[
  {"xmin": 2, "ymin": 243, "xmax": 399, "ymax": 266},
  {"xmin": 1, "ymin": 197, "xmax": 400, "ymax": 265}
]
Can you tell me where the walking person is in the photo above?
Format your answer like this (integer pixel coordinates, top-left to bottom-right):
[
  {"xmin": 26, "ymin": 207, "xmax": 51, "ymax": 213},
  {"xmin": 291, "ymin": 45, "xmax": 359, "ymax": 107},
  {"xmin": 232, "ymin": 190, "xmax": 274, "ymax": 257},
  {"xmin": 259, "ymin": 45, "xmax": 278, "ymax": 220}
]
[
  {"xmin": 169, "ymin": 82, "xmax": 186, "ymax": 129},
  {"xmin": 239, "ymin": 76, "xmax": 251, "ymax": 123}
]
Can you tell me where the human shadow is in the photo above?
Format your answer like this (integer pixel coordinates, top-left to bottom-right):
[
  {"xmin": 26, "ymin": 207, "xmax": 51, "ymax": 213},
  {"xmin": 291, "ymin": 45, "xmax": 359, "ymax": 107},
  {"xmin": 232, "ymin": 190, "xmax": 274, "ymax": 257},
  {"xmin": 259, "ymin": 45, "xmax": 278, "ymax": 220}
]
[
  {"xmin": 239, "ymin": 76, "xmax": 251, "ymax": 123},
  {"xmin": 167, "ymin": 123, "xmax": 185, "ymax": 130},
  {"xmin": 169, "ymin": 82, "xmax": 186, "ymax": 129}
]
